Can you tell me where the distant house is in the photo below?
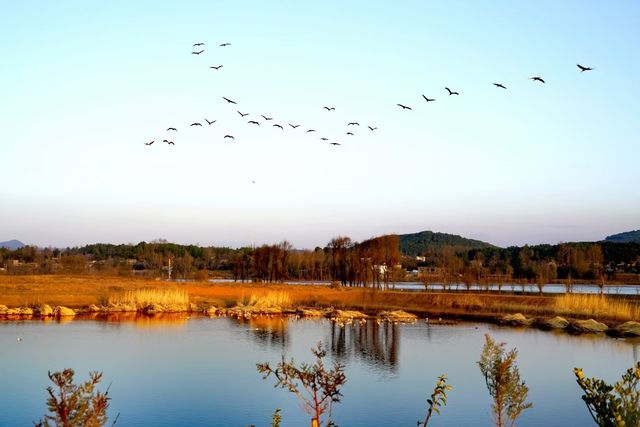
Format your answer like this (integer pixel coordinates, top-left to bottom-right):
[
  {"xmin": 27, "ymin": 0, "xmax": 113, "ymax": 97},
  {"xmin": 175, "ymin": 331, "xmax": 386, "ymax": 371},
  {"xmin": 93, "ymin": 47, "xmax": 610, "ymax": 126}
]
[{"xmin": 415, "ymin": 256, "xmax": 426, "ymax": 262}]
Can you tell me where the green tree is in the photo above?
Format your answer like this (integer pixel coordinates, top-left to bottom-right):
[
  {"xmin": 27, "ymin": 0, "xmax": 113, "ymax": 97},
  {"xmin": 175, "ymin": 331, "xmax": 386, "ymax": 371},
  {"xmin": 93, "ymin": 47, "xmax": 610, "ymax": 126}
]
[
  {"xmin": 478, "ymin": 334, "xmax": 532, "ymax": 427},
  {"xmin": 257, "ymin": 342, "xmax": 346, "ymax": 427},
  {"xmin": 574, "ymin": 362, "xmax": 640, "ymax": 426},
  {"xmin": 35, "ymin": 369, "xmax": 114, "ymax": 427},
  {"xmin": 418, "ymin": 374, "xmax": 452, "ymax": 426}
]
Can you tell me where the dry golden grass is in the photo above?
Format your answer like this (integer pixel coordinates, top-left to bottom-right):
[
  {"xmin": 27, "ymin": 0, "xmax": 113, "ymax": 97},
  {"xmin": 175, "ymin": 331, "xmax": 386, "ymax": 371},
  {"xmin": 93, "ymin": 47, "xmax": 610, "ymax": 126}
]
[
  {"xmin": 2, "ymin": 275, "xmax": 639, "ymax": 324},
  {"xmin": 237, "ymin": 290, "xmax": 292, "ymax": 309},
  {"xmin": 554, "ymin": 294, "xmax": 640, "ymax": 321},
  {"xmin": 108, "ymin": 288, "xmax": 189, "ymax": 308}
]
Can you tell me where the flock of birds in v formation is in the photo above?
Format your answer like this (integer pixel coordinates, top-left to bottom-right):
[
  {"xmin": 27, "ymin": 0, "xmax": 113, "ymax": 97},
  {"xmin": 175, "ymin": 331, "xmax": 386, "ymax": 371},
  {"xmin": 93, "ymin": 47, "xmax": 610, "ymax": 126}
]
[{"xmin": 144, "ymin": 41, "xmax": 595, "ymax": 148}]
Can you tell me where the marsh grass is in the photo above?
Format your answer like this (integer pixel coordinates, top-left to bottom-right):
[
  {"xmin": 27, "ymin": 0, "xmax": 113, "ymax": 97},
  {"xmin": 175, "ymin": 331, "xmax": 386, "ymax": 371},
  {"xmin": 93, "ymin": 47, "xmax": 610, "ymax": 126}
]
[
  {"xmin": 109, "ymin": 288, "xmax": 189, "ymax": 308},
  {"xmin": 554, "ymin": 294, "xmax": 640, "ymax": 321},
  {"xmin": 237, "ymin": 291, "xmax": 292, "ymax": 309}
]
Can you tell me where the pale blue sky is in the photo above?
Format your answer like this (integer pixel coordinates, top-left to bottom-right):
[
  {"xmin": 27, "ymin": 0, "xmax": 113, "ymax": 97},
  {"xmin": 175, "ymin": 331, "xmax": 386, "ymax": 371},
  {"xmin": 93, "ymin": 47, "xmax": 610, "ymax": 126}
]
[{"xmin": 1, "ymin": 1, "xmax": 639, "ymax": 248}]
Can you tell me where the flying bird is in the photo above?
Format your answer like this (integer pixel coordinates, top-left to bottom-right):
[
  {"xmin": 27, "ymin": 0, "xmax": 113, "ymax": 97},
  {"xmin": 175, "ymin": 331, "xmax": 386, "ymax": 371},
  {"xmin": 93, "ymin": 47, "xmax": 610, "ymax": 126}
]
[
  {"xmin": 163, "ymin": 139, "xmax": 175, "ymax": 145},
  {"xmin": 223, "ymin": 97, "xmax": 237, "ymax": 104},
  {"xmin": 273, "ymin": 124, "xmax": 283, "ymax": 129},
  {"xmin": 248, "ymin": 120, "xmax": 260, "ymax": 125},
  {"xmin": 422, "ymin": 95, "xmax": 436, "ymax": 102},
  {"xmin": 190, "ymin": 122, "xmax": 202, "ymax": 127},
  {"xmin": 191, "ymin": 50, "xmax": 204, "ymax": 55},
  {"xmin": 193, "ymin": 42, "xmax": 205, "ymax": 46},
  {"xmin": 219, "ymin": 42, "xmax": 231, "ymax": 47},
  {"xmin": 205, "ymin": 119, "xmax": 216, "ymax": 125},
  {"xmin": 348, "ymin": 122, "xmax": 360, "ymax": 126},
  {"xmin": 577, "ymin": 64, "xmax": 594, "ymax": 72},
  {"xmin": 346, "ymin": 132, "xmax": 354, "ymax": 136},
  {"xmin": 368, "ymin": 126, "xmax": 377, "ymax": 131},
  {"xmin": 237, "ymin": 111, "xmax": 249, "ymax": 117},
  {"xmin": 397, "ymin": 103, "xmax": 412, "ymax": 110},
  {"xmin": 530, "ymin": 76, "xmax": 545, "ymax": 83},
  {"xmin": 144, "ymin": 140, "xmax": 154, "ymax": 146},
  {"xmin": 329, "ymin": 142, "xmax": 341, "ymax": 146},
  {"xmin": 306, "ymin": 129, "xmax": 316, "ymax": 133},
  {"xmin": 320, "ymin": 137, "xmax": 329, "ymax": 141},
  {"xmin": 262, "ymin": 115, "xmax": 273, "ymax": 120},
  {"xmin": 289, "ymin": 123, "xmax": 300, "ymax": 128},
  {"xmin": 445, "ymin": 87, "xmax": 459, "ymax": 95},
  {"xmin": 210, "ymin": 65, "xmax": 223, "ymax": 70},
  {"xmin": 224, "ymin": 135, "xmax": 235, "ymax": 140},
  {"xmin": 167, "ymin": 127, "xmax": 177, "ymax": 132},
  {"xmin": 493, "ymin": 83, "xmax": 507, "ymax": 89},
  {"xmin": 323, "ymin": 106, "xmax": 335, "ymax": 111}
]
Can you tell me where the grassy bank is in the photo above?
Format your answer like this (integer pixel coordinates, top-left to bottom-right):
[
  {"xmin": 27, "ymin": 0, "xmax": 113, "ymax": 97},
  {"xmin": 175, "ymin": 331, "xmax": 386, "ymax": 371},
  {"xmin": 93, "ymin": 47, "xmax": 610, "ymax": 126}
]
[{"xmin": 1, "ymin": 275, "xmax": 640, "ymax": 325}]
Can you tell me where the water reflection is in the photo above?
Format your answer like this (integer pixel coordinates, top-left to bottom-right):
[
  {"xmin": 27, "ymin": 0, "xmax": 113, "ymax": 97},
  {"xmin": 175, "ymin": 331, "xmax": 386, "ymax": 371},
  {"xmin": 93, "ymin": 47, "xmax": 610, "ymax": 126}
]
[
  {"xmin": 329, "ymin": 320, "xmax": 399, "ymax": 372},
  {"xmin": 232, "ymin": 315, "xmax": 289, "ymax": 351}
]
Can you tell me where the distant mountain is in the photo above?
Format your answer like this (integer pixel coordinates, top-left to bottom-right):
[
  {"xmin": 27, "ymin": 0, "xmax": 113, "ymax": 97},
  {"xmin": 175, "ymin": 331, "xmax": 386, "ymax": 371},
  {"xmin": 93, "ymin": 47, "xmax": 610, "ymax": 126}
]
[
  {"xmin": 605, "ymin": 230, "xmax": 640, "ymax": 244},
  {"xmin": 0, "ymin": 240, "xmax": 25, "ymax": 250},
  {"xmin": 399, "ymin": 230, "xmax": 495, "ymax": 256}
]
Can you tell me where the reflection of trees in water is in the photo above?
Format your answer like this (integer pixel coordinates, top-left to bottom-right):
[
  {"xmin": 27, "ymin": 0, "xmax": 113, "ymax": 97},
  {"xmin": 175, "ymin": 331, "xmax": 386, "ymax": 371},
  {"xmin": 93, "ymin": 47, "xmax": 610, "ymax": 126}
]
[
  {"xmin": 329, "ymin": 320, "xmax": 399, "ymax": 372},
  {"xmin": 232, "ymin": 316, "xmax": 289, "ymax": 351}
]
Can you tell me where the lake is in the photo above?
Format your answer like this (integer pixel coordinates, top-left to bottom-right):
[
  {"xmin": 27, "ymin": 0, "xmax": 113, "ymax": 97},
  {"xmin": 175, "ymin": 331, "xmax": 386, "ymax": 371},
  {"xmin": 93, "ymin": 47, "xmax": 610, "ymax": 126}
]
[{"xmin": 1, "ymin": 315, "xmax": 637, "ymax": 426}]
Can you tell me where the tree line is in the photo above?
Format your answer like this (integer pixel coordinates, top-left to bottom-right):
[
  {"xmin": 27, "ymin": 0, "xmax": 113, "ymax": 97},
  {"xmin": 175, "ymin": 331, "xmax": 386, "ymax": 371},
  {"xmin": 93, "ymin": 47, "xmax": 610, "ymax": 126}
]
[{"xmin": 1, "ymin": 237, "xmax": 639, "ymax": 285}]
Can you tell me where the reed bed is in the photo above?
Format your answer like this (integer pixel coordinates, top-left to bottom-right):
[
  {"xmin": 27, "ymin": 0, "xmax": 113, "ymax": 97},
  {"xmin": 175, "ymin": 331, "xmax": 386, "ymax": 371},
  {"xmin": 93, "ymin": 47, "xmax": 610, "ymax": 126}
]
[
  {"xmin": 237, "ymin": 290, "xmax": 292, "ymax": 309},
  {"xmin": 554, "ymin": 294, "xmax": 640, "ymax": 321},
  {"xmin": 109, "ymin": 288, "xmax": 189, "ymax": 308}
]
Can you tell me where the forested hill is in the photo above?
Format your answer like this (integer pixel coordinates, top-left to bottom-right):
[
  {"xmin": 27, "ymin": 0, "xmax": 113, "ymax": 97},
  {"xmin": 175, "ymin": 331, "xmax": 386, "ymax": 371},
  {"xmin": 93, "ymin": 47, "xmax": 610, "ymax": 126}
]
[
  {"xmin": 0, "ymin": 240, "xmax": 25, "ymax": 250},
  {"xmin": 605, "ymin": 230, "xmax": 640, "ymax": 243},
  {"xmin": 399, "ymin": 231, "xmax": 495, "ymax": 256}
]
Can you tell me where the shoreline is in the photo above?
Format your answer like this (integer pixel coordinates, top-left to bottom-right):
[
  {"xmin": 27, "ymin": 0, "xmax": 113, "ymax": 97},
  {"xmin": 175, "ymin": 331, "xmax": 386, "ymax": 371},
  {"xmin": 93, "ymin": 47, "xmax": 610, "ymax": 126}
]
[{"xmin": 2, "ymin": 275, "xmax": 640, "ymax": 338}]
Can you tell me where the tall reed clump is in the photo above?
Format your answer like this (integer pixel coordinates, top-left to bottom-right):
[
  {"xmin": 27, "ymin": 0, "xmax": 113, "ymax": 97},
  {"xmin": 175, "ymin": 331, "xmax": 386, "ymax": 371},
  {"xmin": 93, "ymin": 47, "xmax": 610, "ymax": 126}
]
[
  {"xmin": 554, "ymin": 294, "xmax": 640, "ymax": 321},
  {"xmin": 238, "ymin": 291, "xmax": 292, "ymax": 310},
  {"xmin": 109, "ymin": 288, "xmax": 189, "ymax": 311}
]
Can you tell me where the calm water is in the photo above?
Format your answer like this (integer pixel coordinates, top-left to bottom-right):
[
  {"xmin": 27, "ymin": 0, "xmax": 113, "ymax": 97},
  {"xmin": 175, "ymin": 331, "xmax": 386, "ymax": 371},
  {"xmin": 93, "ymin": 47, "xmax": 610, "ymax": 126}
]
[{"xmin": 1, "ymin": 315, "xmax": 638, "ymax": 426}]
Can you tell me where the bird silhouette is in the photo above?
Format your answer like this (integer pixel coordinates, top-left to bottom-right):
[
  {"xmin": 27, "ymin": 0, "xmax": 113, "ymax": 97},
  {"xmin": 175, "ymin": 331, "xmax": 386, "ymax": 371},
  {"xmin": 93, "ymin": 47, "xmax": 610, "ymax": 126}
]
[
  {"xmin": 348, "ymin": 122, "xmax": 360, "ymax": 126},
  {"xmin": 223, "ymin": 97, "xmax": 237, "ymax": 104},
  {"xmin": 493, "ymin": 83, "xmax": 507, "ymax": 89},
  {"xmin": 193, "ymin": 42, "xmax": 205, "ymax": 46},
  {"xmin": 397, "ymin": 104, "xmax": 412, "ymax": 110},
  {"xmin": 224, "ymin": 135, "xmax": 235, "ymax": 140},
  {"xmin": 445, "ymin": 87, "xmax": 459, "ymax": 95},
  {"xmin": 163, "ymin": 139, "xmax": 175, "ymax": 145},
  {"xmin": 190, "ymin": 122, "xmax": 202, "ymax": 127},
  {"xmin": 323, "ymin": 106, "xmax": 335, "ymax": 111},
  {"xmin": 346, "ymin": 132, "xmax": 354, "ymax": 136},
  {"xmin": 210, "ymin": 65, "xmax": 223, "ymax": 70},
  {"xmin": 262, "ymin": 115, "xmax": 273, "ymax": 120},
  {"xmin": 306, "ymin": 129, "xmax": 316, "ymax": 133},
  {"xmin": 368, "ymin": 126, "xmax": 377, "ymax": 131},
  {"xmin": 167, "ymin": 127, "xmax": 177, "ymax": 132},
  {"xmin": 145, "ymin": 140, "xmax": 154, "ymax": 146},
  {"xmin": 248, "ymin": 120, "xmax": 260, "ymax": 125},
  {"xmin": 205, "ymin": 119, "xmax": 216, "ymax": 125},
  {"xmin": 238, "ymin": 111, "xmax": 249, "ymax": 117},
  {"xmin": 219, "ymin": 42, "xmax": 231, "ymax": 47},
  {"xmin": 320, "ymin": 137, "xmax": 329, "ymax": 141},
  {"xmin": 329, "ymin": 142, "xmax": 341, "ymax": 146},
  {"xmin": 273, "ymin": 124, "xmax": 283, "ymax": 129},
  {"xmin": 422, "ymin": 95, "xmax": 436, "ymax": 102},
  {"xmin": 530, "ymin": 76, "xmax": 545, "ymax": 83},
  {"xmin": 577, "ymin": 64, "xmax": 594, "ymax": 72},
  {"xmin": 191, "ymin": 50, "xmax": 204, "ymax": 55}
]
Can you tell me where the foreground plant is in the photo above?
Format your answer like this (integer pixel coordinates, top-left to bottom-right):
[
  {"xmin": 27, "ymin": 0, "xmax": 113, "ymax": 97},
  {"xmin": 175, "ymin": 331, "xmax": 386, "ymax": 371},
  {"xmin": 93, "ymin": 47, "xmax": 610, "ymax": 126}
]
[
  {"xmin": 418, "ymin": 374, "xmax": 452, "ymax": 426},
  {"xmin": 478, "ymin": 334, "xmax": 532, "ymax": 427},
  {"xmin": 257, "ymin": 342, "xmax": 346, "ymax": 427},
  {"xmin": 35, "ymin": 369, "xmax": 115, "ymax": 427},
  {"xmin": 574, "ymin": 362, "xmax": 640, "ymax": 426}
]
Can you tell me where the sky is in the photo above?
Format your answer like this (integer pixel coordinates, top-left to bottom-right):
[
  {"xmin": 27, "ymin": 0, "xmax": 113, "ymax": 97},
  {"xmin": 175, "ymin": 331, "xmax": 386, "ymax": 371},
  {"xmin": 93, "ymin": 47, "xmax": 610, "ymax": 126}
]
[{"xmin": 1, "ymin": 1, "xmax": 639, "ymax": 249}]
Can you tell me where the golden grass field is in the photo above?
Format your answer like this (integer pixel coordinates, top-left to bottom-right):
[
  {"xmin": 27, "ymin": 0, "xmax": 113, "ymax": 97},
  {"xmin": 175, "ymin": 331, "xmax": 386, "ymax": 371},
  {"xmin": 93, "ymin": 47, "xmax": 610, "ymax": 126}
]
[{"xmin": 1, "ymin": 275, "xmax": 639, "ymax": 323}]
